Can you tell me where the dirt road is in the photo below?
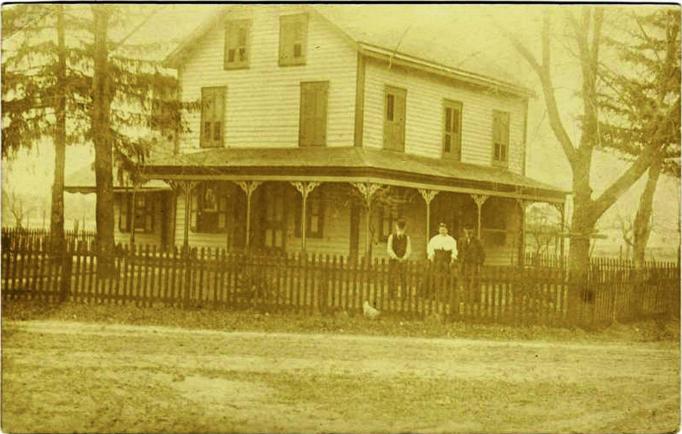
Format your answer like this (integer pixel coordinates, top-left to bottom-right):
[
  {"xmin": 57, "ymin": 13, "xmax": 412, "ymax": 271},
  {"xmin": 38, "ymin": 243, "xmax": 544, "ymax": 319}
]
[{"xmin": 3, "ymin": 320, "xmax": 679, "ymax": 433}]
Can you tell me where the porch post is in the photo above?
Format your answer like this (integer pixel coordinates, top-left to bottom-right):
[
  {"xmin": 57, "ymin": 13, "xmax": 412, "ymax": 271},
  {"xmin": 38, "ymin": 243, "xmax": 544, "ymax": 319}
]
[
  {"xmin": 237, "ymin": 181, "xmax": 262, "ymax": 250},
  {"xmin": 551, "ymin": 201, "xmax": 566, "ymax": 263},
  {"xmin": 164, "ymin": 180, "xmax": 196, "ymax": 252},
  {"xmin": 182, "ymin": 181, "xmax": 198, "ymax": 252},
  {"xmin": 351, "ymin": 182, "xmax": 382, "ymax": 258},
  {"xmin": 515, "ymin": 199, "xmax": 533, "ymax": 266},
  {"xmin": 418, "ymin": 189, "xmax": 439, "ymax": 257},
  {"xmin": 129, "ymin": 177, "xmax": 145, "ymax": 247},
  {"xmin": 471, "ymin": 194, "xmax": 489, "ymax": 238},
  {"xmin": 291, "ymin": 181, "xmax": 320, "ymax": 252}
]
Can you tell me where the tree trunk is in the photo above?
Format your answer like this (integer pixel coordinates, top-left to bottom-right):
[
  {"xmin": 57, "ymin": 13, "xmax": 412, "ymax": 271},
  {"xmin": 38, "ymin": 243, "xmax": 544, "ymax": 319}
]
[
  {"xmin": 50, "ymin": 4, "xmax": 66, "ymax": 254},
  {"xmin": 633, "ymin": 158, "xmax": 662, "ymax": 269},
  {"xmin": 92, "ymin": 7, "xmax": 115, "ymax": 277},
  {"xmin": 567, "ymin": 148, "xmax": 596, "ymax": 322}
]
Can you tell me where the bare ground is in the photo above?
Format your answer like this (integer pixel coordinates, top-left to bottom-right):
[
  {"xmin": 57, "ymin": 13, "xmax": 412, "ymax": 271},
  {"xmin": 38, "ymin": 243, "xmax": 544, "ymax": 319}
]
[{"xmin": 2, "ymin": 319, "xmax": 679, "ymax": 433}]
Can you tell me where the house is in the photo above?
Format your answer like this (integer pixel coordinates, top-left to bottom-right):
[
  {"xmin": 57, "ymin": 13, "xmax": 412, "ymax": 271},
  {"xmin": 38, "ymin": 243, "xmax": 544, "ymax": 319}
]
[{"xmin": 81, "ymin": 5, "xmax": 568, "ymax": 264}]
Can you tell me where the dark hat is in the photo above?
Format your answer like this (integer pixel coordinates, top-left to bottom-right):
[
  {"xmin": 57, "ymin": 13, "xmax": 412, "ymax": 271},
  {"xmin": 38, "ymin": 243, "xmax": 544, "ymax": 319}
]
[{"xmin": 396, "ymin": 217, "xmax": 407, "ymax": 225}]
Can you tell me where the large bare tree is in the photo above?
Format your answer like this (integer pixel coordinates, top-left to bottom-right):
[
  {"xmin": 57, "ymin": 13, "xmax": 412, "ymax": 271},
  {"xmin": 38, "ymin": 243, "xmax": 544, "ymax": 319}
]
[{"xmin": 504, "ymin": 8, "xmax": 669, "ymax": 290}]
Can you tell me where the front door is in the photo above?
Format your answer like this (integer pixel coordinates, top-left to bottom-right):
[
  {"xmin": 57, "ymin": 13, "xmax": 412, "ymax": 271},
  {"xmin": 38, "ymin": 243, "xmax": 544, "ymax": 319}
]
[{"xmin": 259, "ymin": 185, "xmax": 287, "ymax": 252}]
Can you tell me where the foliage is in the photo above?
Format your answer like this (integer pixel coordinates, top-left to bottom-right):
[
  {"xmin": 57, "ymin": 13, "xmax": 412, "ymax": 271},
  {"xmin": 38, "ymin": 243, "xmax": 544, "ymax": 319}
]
[{"xmin": 599, "ymin": 9, "xmax": 681, "ymax": 176}]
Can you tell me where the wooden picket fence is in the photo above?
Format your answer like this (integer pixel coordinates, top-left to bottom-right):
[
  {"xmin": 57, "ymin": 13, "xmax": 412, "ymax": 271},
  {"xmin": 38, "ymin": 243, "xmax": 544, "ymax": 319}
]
[{"xmin": 2, "ymin": 236, "xmax": 679, "ymax": 328}]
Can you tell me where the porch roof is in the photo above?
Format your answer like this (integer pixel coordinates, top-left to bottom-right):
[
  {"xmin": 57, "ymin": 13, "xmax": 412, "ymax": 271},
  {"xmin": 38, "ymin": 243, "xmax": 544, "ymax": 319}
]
[
  {"xmin": 143, "ymin": 147, "xmax": 567, "ymax": 202},
  {"xmin": 64, "ymin": 164, "xmax": 171, "ymax": 194}
]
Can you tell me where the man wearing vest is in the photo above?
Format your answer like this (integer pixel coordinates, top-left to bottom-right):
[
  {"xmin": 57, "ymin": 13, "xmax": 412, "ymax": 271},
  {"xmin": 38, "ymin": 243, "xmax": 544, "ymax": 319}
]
[
  {"xmin": 387, "ymin": 218, "xmax": 412, "ymax": 298},
  {"xmin": 459, "ymin": 227, "xmax": 485, "ymax": 304}
]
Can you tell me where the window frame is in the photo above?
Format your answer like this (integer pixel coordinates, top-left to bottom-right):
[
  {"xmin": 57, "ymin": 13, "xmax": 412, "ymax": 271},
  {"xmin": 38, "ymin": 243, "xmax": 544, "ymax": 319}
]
[
  {"xmin": 383, "ymin": 85, "xmax": 407, "ymax": 152},
  {"xmin": 190, "ymin": 183, "xmax": 229, "ymax": 234},
  {"xmin": 224, "ymin": 19, "xmax": 252, "ymax": 70},
  {"xmin": 279, "ymin": 13, "xmax": 308, "ymax": 67},
  {"xmin": 200, "ymin": 87, "xmax": 226, "ymax": 149},
  {"xmin": 492, "ymin": 110, "xmax": 510, "ymax": 167},
  {"xmin": 299, "ymin": 81, "xmax": 329, "ymax": 147},
  {"xmin": 294, "ymin": 188, "xmax": 325, "ymax": 239},
  {"xmin": 377, "ymin": 205, "xmax": 396, "ymax": 242},
  {"xmin": 442, "ymin": 99, "xmax": 463, "ymax": 160},
  {"xmin": 119, "ymin": 193, "xmax": 155, "ymax": 234}
]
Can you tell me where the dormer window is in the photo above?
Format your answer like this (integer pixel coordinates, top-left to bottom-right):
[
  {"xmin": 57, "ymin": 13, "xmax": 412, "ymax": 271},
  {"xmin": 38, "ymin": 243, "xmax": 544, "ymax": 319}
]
[
  {"xmin": 492, "ymin": 110, "xmax": 510, "ymax": 166},
  {"xmin": 224, "ymin": 19, "xmax": 251, "ymax": 69},
  {"xmin": 279, "ymin": 13, "xmax": 308, "ymax": 66}
]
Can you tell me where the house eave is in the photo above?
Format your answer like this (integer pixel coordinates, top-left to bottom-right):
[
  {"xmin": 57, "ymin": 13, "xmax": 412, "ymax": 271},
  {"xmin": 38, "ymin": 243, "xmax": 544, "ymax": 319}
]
[{"xmin": 358, "ymin": 43, "xmax": 534, "ymax": 98}]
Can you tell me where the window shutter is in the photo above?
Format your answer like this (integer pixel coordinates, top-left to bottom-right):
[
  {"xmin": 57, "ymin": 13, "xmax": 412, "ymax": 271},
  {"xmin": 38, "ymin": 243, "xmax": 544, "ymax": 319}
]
[
  {"xmin": 145, "ymin": 196, "xmax": 154, "ymax": 232},
  {"xmin": 119, "ymin": 194, "xmax": 129, "ymax": 232},
  {"xmin": 315, "ymin": 83, "xmax": 328, "ymax": 146},
  {"xmin": 218, "ymin": 195, "xmax": 227, "ymax": 231},
  {"xmin": 384, "ymin": 86, "xmax": 406, "ymax": 151},
  {"xmin": 299, "ymin": 82, "xmax": 328, "ymax": 147}
]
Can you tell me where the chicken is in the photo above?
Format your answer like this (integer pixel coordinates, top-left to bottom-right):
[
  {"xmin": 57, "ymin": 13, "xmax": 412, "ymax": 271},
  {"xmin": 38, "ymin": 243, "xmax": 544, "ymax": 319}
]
[{"xmin": 363, "ymin": 300, "xmax": 380, "ymax": 320}]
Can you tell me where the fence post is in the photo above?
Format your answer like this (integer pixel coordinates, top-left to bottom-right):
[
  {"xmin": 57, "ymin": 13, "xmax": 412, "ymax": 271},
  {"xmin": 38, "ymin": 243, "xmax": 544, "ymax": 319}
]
[{"xmin": 60, "ymin": 246, "xmax": 72, "ymax": 303}]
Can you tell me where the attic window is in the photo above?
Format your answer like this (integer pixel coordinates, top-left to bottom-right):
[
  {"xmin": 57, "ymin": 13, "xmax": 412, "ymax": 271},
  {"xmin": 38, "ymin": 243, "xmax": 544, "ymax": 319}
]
[
  {"xmin": 279, "ymin": 13, "xmax": 308, "ymax": 66},
  {"xmin": 224, "ymin": 20, "xmax": 251, "ymax": 70}
]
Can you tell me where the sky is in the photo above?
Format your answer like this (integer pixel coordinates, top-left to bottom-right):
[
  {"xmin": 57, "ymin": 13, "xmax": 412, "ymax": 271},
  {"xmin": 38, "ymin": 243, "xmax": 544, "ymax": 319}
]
[{"xmin": 2, "ymin": 4, "xmax": 679, "ymax": 253}]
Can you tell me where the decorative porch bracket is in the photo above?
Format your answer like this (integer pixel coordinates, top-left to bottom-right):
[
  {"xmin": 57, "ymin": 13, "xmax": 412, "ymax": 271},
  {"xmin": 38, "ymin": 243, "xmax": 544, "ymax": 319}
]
[
  {"xmin": 351, "ymin": 182, "xmax": 383, "ymax": 258},
  {"xmin": 418, "ymin": 189, "xmax": 440, "ymax": 257},
  {"xmin": 471, "ymin": 194, "xmax": 489, "ymax": 238},
  {"xmin": 291, "ymin": 181, "xmax": 320, "ymax": 252},
  {"xmin": 236, "ymin": 181, "xmax": 262, "ymax": 249}
]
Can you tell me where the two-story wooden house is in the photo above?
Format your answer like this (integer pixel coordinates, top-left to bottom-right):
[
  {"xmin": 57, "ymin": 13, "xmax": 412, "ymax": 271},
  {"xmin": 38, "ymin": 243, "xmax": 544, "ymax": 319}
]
[{"xmin": 131, "ymin": 5, "xmax": 566, "ymax": 264}]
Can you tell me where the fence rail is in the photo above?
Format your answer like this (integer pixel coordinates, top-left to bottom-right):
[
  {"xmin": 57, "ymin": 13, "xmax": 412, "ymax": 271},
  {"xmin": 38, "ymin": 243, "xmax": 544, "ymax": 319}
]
[{"xmin": 2, "ymin": 236, "xmax": 679, "ymax": 328}]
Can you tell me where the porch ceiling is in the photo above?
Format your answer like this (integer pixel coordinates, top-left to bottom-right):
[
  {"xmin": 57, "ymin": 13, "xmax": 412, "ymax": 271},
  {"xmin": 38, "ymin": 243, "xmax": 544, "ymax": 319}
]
[{"xmin": 143, "ymin": 147, "xmax": 567, "ymax": 201}]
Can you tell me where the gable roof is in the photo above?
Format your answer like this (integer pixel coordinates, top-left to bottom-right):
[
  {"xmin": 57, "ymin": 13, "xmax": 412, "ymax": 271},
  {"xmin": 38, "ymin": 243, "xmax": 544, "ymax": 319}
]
[{"xmin": 164, "ymin": 5, "xmax": 532, "ymax": 97}]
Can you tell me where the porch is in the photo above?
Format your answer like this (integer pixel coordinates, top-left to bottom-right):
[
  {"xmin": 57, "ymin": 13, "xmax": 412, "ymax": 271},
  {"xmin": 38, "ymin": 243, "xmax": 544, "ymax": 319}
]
[{"xmin": 144, "ymin": 147, "xmax": 567, "ymax": 265}]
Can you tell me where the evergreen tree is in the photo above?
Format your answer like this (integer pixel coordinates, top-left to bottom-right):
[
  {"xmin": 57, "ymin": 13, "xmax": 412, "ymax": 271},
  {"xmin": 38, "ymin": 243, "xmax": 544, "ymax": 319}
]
[
  {"xmin": 599, "ymin": 9, "xmax": 680, "ymax": 267},
  {"xmin": 3, "ymin": 4, "xmax": 182, "ymax": 272},
  {"xmin": 2, "ymin": 4, "xmax": 91, "ymax": 251}
]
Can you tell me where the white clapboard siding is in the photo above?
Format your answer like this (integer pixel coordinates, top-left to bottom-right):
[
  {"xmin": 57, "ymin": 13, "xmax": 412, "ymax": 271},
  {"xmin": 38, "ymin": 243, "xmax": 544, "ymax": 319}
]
[
  {"xmin": 363, "ymin": 58, "xmax": 527, "ymax": 175},
  {"xmin": 178, "ymin": 6, "xmax": 357, "ymax": 151}
]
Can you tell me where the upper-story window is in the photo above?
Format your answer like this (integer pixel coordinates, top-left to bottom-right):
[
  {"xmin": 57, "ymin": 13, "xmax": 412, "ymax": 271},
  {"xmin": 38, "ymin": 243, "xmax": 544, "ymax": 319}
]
[
  {"xmin": 279, "ymin": 13, "xmax": 308, "ymax": 66},
  {"xmin": 492, "ymin": 110, "xmax": 510, "ymax": 166},
  {"xmin": 443, "ymin": 99, "xmax": 462, "ymax": 160},
  {"xmin": 224, "ymin": 19, "xmax": 251, "ymax": 70},
  {"xmin": 384, "ymin": 86, "xmax": 406, "ymax": 152},
  {"xmin": 201, "ymin": 87, "xmax": 226, "ymax": 148},
  {"xmin": 299, "ymin": 81, "xmax": 328, "ymax": 147},
  {"xmin": 119, "ymin": 193, "xmax": 154, "ymax": 233},
  {"xmin": 190, "ymin": 183, "xmax": 229, "ymax": 233}
]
